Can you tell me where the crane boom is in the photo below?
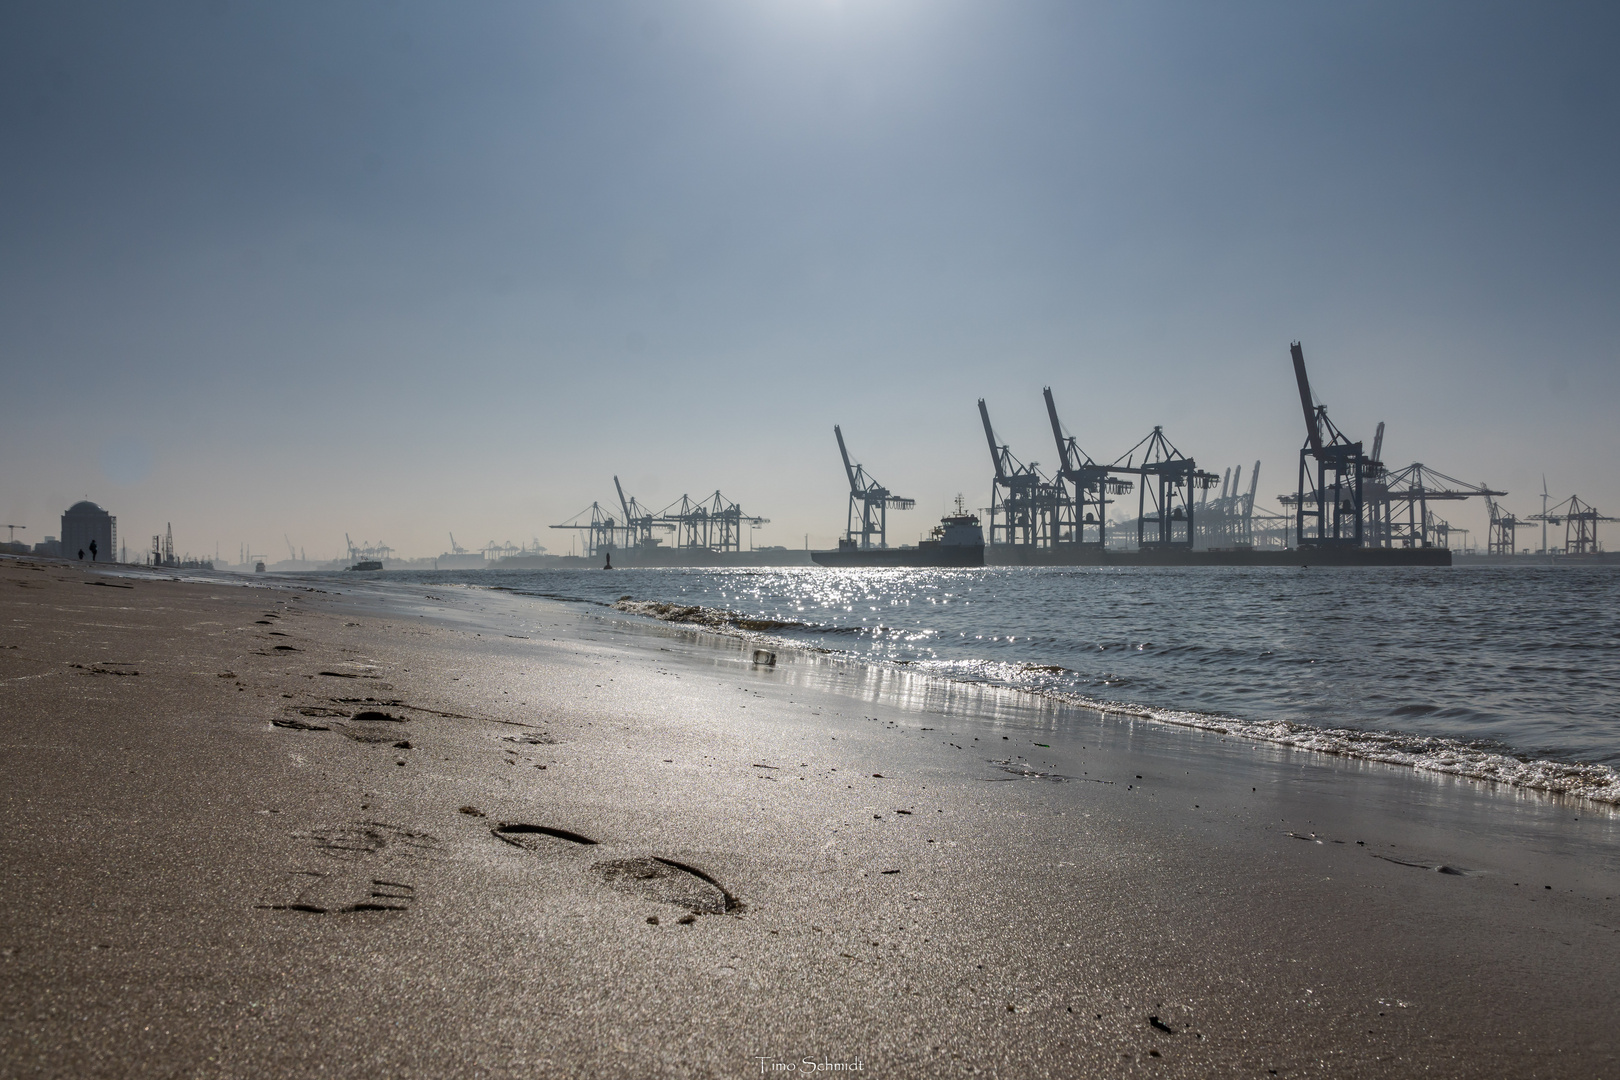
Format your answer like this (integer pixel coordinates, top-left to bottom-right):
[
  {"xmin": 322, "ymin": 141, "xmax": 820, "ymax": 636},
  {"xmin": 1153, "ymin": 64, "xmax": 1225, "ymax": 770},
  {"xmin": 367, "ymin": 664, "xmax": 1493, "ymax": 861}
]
[
  {"xmin": 978, "ymin": 399, "xmax": 1007, "ymax": 480},
  {"xmin": 1371, "ymin": 421, "xmax": 1385, "ymax": 464},
  {"xmin": 833, "ymin": 425, "xmax": 860, "ymax": 494},
  {"xmin": 613, "ymin": 475, "xmax": 632, "ymax": 523},
  {"xmin": 1290, "ymin": 342, "xmax": 1324, "ymax": 457},
  {"xmin": 1042, "ymin": 387, "xmax": 1071, "ymax": 472}
]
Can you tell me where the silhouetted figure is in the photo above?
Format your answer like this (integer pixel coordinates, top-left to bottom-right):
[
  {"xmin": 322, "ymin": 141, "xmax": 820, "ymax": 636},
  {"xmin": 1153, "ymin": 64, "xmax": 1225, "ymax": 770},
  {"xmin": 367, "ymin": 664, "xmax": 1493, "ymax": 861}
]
[
  {"xmin": 604, "ymin": 551, "xmax": 613, "ymax": 570},
  {"xmin": 89, "ymin": 540, "xmax": 98, "ymax": 561},
  {"xmin": 78, "ymin": 549, "xmax": 85, "ymax": 560}
]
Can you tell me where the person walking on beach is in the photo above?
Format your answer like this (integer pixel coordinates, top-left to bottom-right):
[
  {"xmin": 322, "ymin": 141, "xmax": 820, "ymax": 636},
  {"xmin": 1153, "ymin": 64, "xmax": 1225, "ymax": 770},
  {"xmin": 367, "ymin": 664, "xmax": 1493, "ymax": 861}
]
[
  {"xmin": 89, "ymin": 540, "xmax": 97, "ymax": 561},
  {"xmin": 78, "ymin": 549, "xmax": 85, "ymax": 560}
]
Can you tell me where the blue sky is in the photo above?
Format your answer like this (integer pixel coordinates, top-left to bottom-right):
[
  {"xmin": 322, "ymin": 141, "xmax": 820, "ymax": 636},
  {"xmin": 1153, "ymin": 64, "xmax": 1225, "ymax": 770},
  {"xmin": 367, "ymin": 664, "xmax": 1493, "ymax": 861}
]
[{"xmin": 2, "ymin": 1, "xmax": 1616, "ymax": 558}]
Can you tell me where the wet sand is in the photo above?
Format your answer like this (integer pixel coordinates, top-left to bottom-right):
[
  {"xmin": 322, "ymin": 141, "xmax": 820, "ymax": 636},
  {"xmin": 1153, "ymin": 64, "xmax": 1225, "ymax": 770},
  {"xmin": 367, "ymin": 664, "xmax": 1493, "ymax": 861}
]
[{"xmin": 2, "ymin": 556, "xmax": 1617, "ymax": 1078}]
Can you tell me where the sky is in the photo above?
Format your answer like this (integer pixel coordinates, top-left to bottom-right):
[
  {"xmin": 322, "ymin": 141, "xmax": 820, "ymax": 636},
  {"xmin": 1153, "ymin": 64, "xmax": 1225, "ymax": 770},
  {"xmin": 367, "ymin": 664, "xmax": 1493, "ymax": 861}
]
[{"xmin": 2, "ymin": 0, "xmax": 1617, "ymax": 560}]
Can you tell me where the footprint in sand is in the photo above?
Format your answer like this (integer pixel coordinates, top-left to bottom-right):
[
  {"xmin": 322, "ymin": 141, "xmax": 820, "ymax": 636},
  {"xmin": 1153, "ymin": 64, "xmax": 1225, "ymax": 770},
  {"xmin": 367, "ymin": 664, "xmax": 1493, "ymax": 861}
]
[
  {"xmin": 490, "ymin": 822, "xmax": 598, "ymax": 850},
  {"xmin": 258, "ymin": 822, "xmax": 438, "ymax": 915},
  {"xmin": 334, "ymin": 710, "xmax": 410, "ymax": 743},
  {"xmin": 595, "ymin": 856, "xmax": 741, "ymax": 914},
  {"xmin": 488, "ymin": 822, "xmax": 743, "ymax": 916}
]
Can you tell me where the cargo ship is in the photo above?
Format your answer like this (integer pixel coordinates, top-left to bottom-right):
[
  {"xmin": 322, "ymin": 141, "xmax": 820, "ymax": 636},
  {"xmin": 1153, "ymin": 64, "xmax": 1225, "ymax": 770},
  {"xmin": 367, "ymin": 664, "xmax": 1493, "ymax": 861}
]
[{"xmin": 812, "ymin": 510, "xmax": 985, "ymax": 568}]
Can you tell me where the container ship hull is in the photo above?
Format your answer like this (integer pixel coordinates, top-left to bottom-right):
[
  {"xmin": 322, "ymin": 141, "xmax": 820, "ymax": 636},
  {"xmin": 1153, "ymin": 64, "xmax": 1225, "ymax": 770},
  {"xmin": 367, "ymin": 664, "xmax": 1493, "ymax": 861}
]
[
  {"xmin": 985, "ymin": 545, "xmax": 1452, "ymax": 567},
  {"xmin": 813, "ymin": 509, "xmax": 986, "ymax": 568},
  {"xmin": 810, "ymin": 544, "xmax": 985, "ymax": 568}
]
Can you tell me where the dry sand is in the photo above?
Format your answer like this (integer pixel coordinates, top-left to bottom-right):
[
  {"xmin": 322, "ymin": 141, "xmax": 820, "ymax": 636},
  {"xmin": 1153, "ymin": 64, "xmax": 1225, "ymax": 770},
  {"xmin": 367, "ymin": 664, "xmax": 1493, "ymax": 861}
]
[{"xmin": 2, "ymin": 556, "xmax": 1617, "ymax": 1078}]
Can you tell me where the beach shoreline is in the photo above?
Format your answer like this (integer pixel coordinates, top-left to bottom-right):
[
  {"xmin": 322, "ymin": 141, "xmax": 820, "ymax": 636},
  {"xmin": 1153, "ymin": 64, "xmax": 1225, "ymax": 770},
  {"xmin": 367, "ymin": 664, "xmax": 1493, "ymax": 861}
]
[{"xmin": 2, "ymin": 556, "xmax": 1617, "ymax": 1077}]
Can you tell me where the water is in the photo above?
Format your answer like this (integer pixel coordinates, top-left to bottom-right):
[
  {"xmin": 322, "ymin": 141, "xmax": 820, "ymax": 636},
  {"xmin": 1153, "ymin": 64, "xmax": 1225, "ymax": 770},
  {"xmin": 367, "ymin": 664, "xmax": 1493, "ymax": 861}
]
[{"xmin": 365, "ymin": 564, "xmax": 1620, "ymax": 802}]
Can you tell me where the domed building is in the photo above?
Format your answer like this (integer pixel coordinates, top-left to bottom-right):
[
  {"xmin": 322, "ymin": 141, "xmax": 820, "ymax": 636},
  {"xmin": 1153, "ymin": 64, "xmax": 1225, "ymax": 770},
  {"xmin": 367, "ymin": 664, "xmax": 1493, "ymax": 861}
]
[{"xmin": 61, "ymin": 501, "xmax": 116, "ymax": 563}]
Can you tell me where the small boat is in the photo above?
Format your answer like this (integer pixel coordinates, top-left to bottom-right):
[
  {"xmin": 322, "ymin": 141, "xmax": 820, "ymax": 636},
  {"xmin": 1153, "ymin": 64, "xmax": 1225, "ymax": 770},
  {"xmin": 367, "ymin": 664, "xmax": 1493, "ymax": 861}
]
[{"xmin": 347, "ymin": 560, "xmax": 383, "ymax": 572}]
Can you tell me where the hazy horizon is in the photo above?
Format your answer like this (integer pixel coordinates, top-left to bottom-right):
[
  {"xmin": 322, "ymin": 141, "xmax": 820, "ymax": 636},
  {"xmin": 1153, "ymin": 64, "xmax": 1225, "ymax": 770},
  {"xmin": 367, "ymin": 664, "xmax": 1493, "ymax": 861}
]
[{"xmin": 4, "ymin": 1, "xmax": 1617, "ymax": 560}]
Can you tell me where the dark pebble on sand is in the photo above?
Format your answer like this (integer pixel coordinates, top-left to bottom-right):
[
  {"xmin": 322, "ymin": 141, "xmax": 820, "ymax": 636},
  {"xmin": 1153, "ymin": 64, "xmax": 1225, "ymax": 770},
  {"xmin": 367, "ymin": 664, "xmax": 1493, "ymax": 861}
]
[
  {"xmin": 394, "ymin": 740, "xmax": 412, "ymax": 749},
  {"xmin": 1149, "ymin": 1016, "xmax": 1176, "ymax": 1034},
  {"xmin": 647, "ymin": 915, "xmax": 659, "ymax": 925},
  {"xmin": 677, "ymin": 914, "xmax": 696, "ymax": 925},
  {"xmin": 459, "ymin": 806, "xmax": 485, "ymax": 817}
]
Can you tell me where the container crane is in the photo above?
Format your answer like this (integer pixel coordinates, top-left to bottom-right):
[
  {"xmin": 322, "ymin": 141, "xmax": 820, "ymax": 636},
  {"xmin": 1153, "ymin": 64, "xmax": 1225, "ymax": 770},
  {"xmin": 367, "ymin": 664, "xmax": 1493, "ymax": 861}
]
[
  {"xmin": 833, "ymin": 426, "xmax": 914, "ymax": 549},
  {"xmin": 548, "ymin": 503, "xmax": 620, "ymax": 558},
  {"xmin": 978, "ymin": 399, "xmax": 1064, "ymax": 548},
  {"xmin": 1529, "ymin": 494, "xmax": 1617, "ymax": 556},
  {"xmin": 1111, "ymin": 426, "xmax": 1217, "ymax": 549},
  {"xmin": 1377, "ymin": 464, "xmax": 1505, "ymax": 548},
  {"xmin": 1290, "ymin": 342, "xmax": 1374, "ymax": 547},
  {"xmin": 613, "ymin": 476, "xmax": 662, "ymax": 549},
  {"xmin": 1042, "ymin": 387, "xmax": 1131, "ymax": 547},
  {"xmin": 1482, "ymin": 493, "xmax": 1526, "ymax": 555}
]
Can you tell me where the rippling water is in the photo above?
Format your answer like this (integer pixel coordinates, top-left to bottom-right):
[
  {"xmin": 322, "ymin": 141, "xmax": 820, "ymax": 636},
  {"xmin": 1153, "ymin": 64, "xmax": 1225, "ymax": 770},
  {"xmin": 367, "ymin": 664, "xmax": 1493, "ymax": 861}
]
[{"xmin": 373, "ymin": 564, "xmax": 1620, "ymax": 800}]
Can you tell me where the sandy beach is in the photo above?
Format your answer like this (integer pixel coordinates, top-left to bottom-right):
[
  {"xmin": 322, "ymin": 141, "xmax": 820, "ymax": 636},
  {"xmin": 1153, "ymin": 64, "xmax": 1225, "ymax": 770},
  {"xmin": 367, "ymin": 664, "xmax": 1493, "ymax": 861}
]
[{"xmin": 2, "ymin": 556, "xmax": 1617, "ymax": 1078}]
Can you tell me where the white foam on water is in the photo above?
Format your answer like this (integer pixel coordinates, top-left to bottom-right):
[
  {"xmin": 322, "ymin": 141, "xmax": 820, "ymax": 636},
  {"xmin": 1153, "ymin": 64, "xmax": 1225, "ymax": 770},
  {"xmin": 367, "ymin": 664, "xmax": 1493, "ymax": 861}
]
[{"xmin": 603, "ymin": 596, "xmax": 1620, "ymax": 806}]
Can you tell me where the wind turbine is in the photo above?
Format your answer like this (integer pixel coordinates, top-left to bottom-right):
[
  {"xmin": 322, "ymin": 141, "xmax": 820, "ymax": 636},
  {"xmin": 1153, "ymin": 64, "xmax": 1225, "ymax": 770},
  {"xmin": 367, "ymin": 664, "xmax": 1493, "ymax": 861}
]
[{"xmin": 1541, "ymin": 476, "xmax": 1549, "ymax": 555}]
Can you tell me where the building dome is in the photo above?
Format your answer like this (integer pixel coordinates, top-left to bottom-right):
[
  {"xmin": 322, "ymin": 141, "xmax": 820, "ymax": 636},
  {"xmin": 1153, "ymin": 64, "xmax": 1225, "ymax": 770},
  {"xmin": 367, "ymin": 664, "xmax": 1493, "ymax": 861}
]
[{"xmin": 66, "ymin": 501, "xmax": 107, "ymax": 516}]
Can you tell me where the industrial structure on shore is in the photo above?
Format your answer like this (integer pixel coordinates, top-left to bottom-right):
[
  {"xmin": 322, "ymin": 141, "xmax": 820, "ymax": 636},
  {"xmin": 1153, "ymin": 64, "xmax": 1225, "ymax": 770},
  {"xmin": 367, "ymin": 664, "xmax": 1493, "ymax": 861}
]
[
  {"xmin": 841, "ymin": 342, "xmax": 1610, "ymax": 566},
  {"xmin": 548, "ymin": 481, "xmax": 785, "ymax": 565},
  {"xmin": 542, "ymin": 340, "xmax": 1609, "ymax": 570}
]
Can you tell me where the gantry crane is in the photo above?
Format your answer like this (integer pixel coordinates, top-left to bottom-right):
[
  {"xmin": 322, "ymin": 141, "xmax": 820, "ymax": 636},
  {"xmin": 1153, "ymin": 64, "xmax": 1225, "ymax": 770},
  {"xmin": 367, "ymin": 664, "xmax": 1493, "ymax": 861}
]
[
  {"xmin": 1376, "ymin": 463, "xmax": 1505, "ymax": 548},
  {"xmin": 1111, "ymin": 426, "xmax": 1217, "ymax": 549},
  {"xmin": 1042, "ymin": 387, "xmax": 1131, "ymax": 547},
  {"xmin": 833, "ymin": 426, "xmax": 914, "ymax": 550},
  {"xmin": 1482, "ymin": 493, "xmax": 1527, "ymax": 555},
  {"xmin": 1529, "ymin": 494, "xmax": 1617, "ymax": 556},
  {"xmin": 613, "ymin": 476, "xmax": 663, "ymax": 549},
  {"xmin": 548, "ymin": 503, "xmax": 621, "ymax": 557},
  {"xmin": 1289, "ymin": 342, "xmax": 1376, "ymax": 547},
  {"xmin": 978, "ymin": 399, "xmax": 1065, "ymax": 548}
]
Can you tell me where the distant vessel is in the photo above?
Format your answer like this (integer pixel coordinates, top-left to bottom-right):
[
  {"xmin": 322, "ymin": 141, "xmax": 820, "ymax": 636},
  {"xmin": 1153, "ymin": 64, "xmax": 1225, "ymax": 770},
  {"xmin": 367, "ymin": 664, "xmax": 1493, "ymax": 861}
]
[
  {"xmin": 812, "ymin": 509, "xmax": 985, "ymax": 568},
  {"xmin": 347, "ymin": 560, "xmax": 383, "ymax": 572},
  {"xmin": 437, "ymin": 533, "xmax": 486, "ymax": 570}
]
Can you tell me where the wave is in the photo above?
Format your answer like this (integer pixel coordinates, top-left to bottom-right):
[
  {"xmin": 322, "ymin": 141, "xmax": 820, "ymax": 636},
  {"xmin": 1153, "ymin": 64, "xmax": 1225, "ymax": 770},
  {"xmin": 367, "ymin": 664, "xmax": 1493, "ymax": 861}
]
[
  {"xmin": 1041, "ymin": 691, "xmax": 1620, "ymax": 805},
  {"xmin": 606, "ymin": 596, "xmax": 1620, "ymax": 806}
]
